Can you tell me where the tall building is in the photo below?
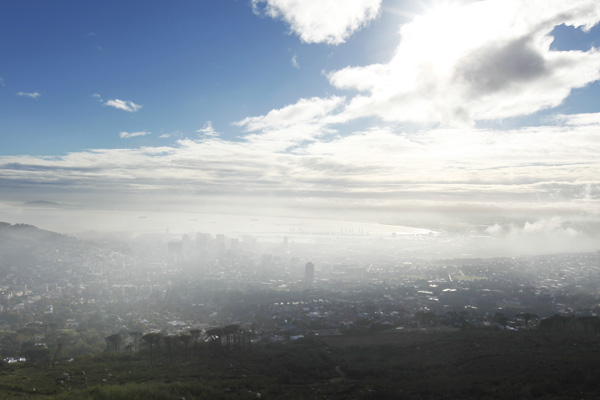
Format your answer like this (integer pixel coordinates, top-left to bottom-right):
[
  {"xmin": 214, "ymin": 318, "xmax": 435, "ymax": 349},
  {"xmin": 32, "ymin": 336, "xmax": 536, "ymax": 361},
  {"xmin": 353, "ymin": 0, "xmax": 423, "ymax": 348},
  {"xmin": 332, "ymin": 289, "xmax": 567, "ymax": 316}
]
[
  {"xmin": 305, "ymin": 262, "xmax": 315, "ymax": 285},
  {"xmin": 196, "ymin": 232, "xmax": 209, "ymax": 248}
]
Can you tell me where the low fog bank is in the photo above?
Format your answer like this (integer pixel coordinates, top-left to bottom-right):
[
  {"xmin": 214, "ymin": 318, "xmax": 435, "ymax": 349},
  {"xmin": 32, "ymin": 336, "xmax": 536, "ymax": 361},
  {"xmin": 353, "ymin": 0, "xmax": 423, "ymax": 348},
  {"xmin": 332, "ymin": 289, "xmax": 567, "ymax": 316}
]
[{"xmin": 1, "ymin": 201, "xmax": 598, "ymax": 258}]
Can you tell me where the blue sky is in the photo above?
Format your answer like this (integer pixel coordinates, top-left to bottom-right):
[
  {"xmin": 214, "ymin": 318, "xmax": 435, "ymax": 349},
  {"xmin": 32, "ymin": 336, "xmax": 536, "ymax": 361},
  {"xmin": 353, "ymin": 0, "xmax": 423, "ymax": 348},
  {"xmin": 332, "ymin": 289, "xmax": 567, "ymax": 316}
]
[
  {"xmin": 0, "ymin": 0, "xmax": 403, "ymax": 154},
  {"xmin": 1, "ymin": 0, "xmax": 600, "ymax": 254}
]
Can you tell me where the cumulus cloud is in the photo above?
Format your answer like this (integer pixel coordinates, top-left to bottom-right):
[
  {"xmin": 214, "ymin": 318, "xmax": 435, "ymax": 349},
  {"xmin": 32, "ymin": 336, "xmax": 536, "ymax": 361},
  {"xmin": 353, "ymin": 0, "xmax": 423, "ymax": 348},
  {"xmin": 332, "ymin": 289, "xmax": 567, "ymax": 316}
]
[
  {"xmin": 328, "ymin": 0, "xmax": 600, "ymax": 126},
  {"xmin": 252, "ymin": 0, "xmax": 381, "ymax": 45},
  {"xmin": 17, "ymin": 91, "xmax": 41, "ymax": 99},
  {"xmin": 119, "ymin": 131, "xmax": 151, "ymax": 139},
  {"xmin": 104, "ymin": 98, "xmax": 142, "ymax": 112}
]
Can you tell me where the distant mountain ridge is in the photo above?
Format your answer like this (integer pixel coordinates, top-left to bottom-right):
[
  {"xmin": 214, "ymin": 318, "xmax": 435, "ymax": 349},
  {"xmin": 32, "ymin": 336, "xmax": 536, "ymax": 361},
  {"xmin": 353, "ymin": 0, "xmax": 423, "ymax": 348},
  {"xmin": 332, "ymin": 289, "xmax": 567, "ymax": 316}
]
[
  {"xmin": 0, "ymin": 222, "xmax": 101, "ymax": 269},
  {"xmin": 21, "ymin": 200, "xmax": 76, "ymax": 209},
  {"xmin": 0, "ymin": 221, "xmax": 64, "ymax": 239}
]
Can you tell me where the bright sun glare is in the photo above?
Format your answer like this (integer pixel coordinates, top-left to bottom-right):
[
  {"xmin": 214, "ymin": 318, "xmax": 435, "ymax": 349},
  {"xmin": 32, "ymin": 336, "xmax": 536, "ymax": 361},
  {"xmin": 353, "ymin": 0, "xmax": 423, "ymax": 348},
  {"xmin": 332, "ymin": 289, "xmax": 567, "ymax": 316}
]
[{"xmin": 392, "ymin": 0, "xmax": 497, "ymax": 76}]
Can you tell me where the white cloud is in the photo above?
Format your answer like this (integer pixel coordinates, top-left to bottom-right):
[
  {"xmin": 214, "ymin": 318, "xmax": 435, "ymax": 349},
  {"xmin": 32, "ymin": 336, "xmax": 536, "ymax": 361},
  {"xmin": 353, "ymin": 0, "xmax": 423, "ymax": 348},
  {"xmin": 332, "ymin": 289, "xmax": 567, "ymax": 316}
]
[
  {"xmin": 92, "ymin": 93, "xmax": 102, "ymax": 99},
  {"xmin": 553, "ymin": 112, "xmax": 600, "ymax": 126},
  {"xmin": 17, "ymin": 91, "xmax": 41, "ymax": 99},
  {"xmin": 252, "ymin": 0, "xmax": 381, "ymax": 45},
  {"xmin": 522, "ymin": 217, "xmax": 578, "ymax": 236},
  {"xmin": 158, "ymin": 131, "xmax": 184, "ymax": 139},
  {"xmin": 2, "ymin": 113, "xmax": 599, "ymax": 217},
  {"xmin": 236, "ymin": 96, "xmax": 344, "ymax": 132},
  {"xmin": 485, "ymin": 223, "xmax": 505, "ymax": 235},
  {"xmin": 291, "ymin": 54, "xmax": 299, "ymax": 69},
  {"xmin": 196, "ymin": 121, "xmax": 220, "ymax": 137},
  {"xmin": 480, "ymin": 217, "xmax": 600, "ymax": 255},
  {"xmin": 119, "ymin": 131, "xmax": 151, "ymax": 139},
  {"xmin": 234, "ymin": 96, "xmax": 345, "ymax": 151},
  {"xmin": 328, "ymin": 0, "xmax": 600, "ymax": 126},
  {"xmin": 104, "ymin": 98, "xmax": 142, "ymax": 112}
]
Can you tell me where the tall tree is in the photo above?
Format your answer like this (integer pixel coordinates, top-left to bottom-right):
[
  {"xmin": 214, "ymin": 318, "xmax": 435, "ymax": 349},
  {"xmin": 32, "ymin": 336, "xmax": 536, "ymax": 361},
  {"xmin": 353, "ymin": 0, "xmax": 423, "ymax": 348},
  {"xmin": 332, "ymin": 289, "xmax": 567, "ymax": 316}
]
[
  {"xmin": 129, "ymin": 331, "xmax": 143, "ymax": 352},
  {"xmin": 205, "ymin": 327, "xmax": 223, "ymax": 351},
  {"xmin": 51, "ymin": 342, "xmax": 63, "ymax": 369},
  {"xmin": 142, "ymin": 332, "xmax": 162, "ymax": 364},
  {"xmin": 105, "ymin": 333, "xmax": 123, "ymax": 352},
  {"xmin": 517, "ymin": 313, "xmax": 538, "ymax": 330}
]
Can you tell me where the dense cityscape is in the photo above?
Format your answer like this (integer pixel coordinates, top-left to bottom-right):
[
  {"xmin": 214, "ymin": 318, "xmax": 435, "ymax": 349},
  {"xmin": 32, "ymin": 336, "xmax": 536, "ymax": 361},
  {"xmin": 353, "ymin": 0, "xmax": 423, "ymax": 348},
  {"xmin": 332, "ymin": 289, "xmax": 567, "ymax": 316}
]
[{"xmin": 1, "ymin": 222, "xmax": 599, "ymax": 365}]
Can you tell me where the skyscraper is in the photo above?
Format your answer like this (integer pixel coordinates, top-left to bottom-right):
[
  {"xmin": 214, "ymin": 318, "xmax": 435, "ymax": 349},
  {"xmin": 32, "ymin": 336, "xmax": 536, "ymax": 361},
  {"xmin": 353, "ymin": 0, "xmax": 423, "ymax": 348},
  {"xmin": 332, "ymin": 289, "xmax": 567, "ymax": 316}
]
[{"xmin": 305, "ymin": 262, "xmax": 315, "ymax": 285}]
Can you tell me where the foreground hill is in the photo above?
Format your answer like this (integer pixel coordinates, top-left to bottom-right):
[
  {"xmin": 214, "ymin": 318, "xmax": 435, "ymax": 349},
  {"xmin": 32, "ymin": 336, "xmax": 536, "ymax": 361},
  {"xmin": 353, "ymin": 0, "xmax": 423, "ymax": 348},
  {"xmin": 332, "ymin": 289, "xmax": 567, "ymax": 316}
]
[{"xmin": 1, "ymin": 328, "xmax": 599, "ymax": 399}]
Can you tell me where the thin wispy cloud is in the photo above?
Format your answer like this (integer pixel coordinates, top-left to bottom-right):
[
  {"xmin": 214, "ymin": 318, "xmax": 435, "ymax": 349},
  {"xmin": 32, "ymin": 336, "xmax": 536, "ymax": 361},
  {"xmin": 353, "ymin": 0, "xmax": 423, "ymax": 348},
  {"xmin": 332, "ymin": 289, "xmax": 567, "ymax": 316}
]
[
  {"xmin": 552, "ymin": 112, "xmax": 600, "ymax": 126},
  {"xmin": 0, "ymin": 78, "xmax": 5, "ymax": 87},
  {"xmin": 235, "ymin": 96, "xmax": 344, "ymax": 149},
  {"xmin": 159, "ymin": 131, "xmax": 184, "ymax": 139},
  {"xmin": 105, "ymin": 98, "xmax": 142, "ymax": 112},
  {"xmin": 119, "ymin": 131, "xmax": 151, "ymax": 139},
  {"xmin": 291, "ymin": 54, "xmax": 299, "ymax": 69},
  {"xmin": 195, "ymin": 121, "xmax": 220, "ymax": 137},
  {"xmin": 252, "ymin": 0, "xmax": 381, "ymax": 45},
  {"xmin": 16, "ymin": 91, "xmax": 41, "ymax": 99},
  {"xmin": 236, "ymin": 96, "xmax": 344, "ymax": 132}
]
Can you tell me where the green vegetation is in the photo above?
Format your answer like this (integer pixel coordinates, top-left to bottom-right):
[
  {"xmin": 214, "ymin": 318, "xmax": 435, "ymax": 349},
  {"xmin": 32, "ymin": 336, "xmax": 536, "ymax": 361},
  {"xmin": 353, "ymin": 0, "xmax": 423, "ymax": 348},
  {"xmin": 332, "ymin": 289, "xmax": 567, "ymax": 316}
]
[{"xmin": 1, "ymin": 329, "xmax": 599, "ymax": 399}]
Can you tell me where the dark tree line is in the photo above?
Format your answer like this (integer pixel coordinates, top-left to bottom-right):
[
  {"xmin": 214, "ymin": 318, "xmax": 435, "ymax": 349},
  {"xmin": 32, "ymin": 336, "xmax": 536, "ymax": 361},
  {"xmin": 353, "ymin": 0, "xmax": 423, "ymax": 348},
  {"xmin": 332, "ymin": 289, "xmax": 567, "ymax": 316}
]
[
  {"xmin": 103, "ymin": 324, "xmax": 252, "ymax": 365},
  {"xmin": 539, "ymin": 315, "xmax": 600, "ymax": 335}
]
